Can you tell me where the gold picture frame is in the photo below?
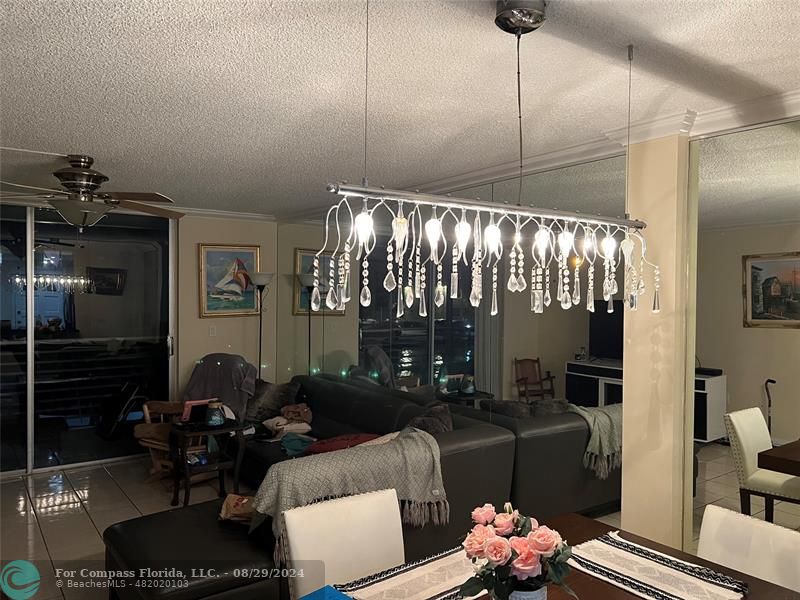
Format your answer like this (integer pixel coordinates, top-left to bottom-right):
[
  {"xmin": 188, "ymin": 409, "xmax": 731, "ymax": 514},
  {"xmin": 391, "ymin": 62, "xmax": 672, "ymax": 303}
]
[
  {"xmin": 199, "ymin": 244, "xmax": 261, "ymax": 318},
  {"xmin": 742, "ymin": 251, "xmax": 800, "ymax": 328},
  {"xmin": 293, "ymin": 248, "xmax": 345, "ymax": 316}
]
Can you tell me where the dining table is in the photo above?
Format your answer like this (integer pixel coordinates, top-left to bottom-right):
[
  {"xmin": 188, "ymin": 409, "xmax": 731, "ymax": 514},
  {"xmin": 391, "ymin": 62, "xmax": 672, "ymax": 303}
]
[
  {"xmin": 335, "ymin": 513, "xmax": 800, "ymax": 600},
  {"xmin": 542, "ymin": 513, "xmax": 800, "ymax": 599},
  {"xmin": 758, "ymin": 439, "xmax": 800, "ymax": 477}
]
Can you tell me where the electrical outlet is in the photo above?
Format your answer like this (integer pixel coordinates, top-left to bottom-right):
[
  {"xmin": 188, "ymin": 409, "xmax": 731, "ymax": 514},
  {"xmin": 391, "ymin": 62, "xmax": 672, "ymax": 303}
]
[{"xmin": 209, "ymin": 325, "xmax": 217, "ymax": 337}]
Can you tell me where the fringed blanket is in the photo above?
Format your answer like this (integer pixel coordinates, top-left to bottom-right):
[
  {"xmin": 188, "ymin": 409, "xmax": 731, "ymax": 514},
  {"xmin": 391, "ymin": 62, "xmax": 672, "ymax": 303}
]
[
  {"xmin": 252, "ymin": 428, "xmax": 449, "ymax": 562},
  {"xmin": 567, "ymin": 403, "xmax": 623, "ymax": 480}
]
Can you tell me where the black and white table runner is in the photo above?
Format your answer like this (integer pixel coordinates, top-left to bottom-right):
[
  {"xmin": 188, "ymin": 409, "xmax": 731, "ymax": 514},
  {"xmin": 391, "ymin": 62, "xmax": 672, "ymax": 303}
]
[{"xmin": 569, "ymin": 531, "xmax": 747, "ymax": 600}]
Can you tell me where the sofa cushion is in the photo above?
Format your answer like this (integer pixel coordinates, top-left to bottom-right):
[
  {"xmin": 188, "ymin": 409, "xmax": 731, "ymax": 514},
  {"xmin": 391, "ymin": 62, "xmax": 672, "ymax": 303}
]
[
  {"xmin": 103, "ymin": 500, "xmax": 277, "ymax": 600},
  {"xmin": 407, "ymin": 403, "xmax": 454, "ymax": 434},
  {"xmin": 308, "ymin": 413, "xmax": 363, "ymax": 439}
]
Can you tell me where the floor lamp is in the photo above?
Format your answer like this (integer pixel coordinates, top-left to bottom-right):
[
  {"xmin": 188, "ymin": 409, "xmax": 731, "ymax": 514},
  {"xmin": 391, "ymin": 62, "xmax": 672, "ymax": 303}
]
[
  {"xmin": 251, "ymin": 272, "xmax": 273, "ymax": 380},
  {"xmin": 297, "ymin": 273, "xmax": 316, "ymax": 374}
]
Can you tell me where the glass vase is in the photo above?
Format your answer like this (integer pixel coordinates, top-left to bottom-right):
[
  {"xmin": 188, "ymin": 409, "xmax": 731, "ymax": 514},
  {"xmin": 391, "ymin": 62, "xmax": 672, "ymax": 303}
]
[{"xmin": 509, "ymin": 588, "xmax": 547, "ymax": 600}]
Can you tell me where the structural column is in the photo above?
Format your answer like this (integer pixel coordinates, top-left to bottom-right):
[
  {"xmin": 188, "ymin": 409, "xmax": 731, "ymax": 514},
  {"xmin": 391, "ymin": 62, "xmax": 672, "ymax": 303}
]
[{"xmin": 621, "ymin": 133, "xmax": 698, "ymax": 549}]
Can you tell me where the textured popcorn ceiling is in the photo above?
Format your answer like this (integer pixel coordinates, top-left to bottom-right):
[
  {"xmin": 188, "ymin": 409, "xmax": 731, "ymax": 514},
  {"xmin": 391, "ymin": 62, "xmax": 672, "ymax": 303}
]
[{"xmin": 1, "ymin": 0, "xmax": 799, "ymax": 223}]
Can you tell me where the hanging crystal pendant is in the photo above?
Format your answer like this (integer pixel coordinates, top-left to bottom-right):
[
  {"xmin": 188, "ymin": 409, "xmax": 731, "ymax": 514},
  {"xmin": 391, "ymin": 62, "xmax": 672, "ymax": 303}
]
[
  {"xmin": 359, "ymin": 285, "xmax": 371, "ymax": 307},
  {"xmin": 630, "ymin": 292, "xmax": 638, "ymax": 311},
  {"xmin": 491, "ymin": 286, "xmax": 498, "ymax": 316},
  {"xmin": 396, "ymin": 287, "xmax": 404, "ymax": 318},
  {"xmin": 652, "ymin": 266, "xmax": 661, "ymax": 313},
  {"xmin": 544, "ymin": 288, "xmax": 551, "ymax": 307},
  {"xmin": 652, "ymin": 288, "xmax": 661, "ymax": 313},
  {"xmin": 533, "ymin": 290, "xmax": 544, "ymax": 313},
  {"xmin": 507, "ymin": 273, "xmax": 519, "ymax": 292},
  {"xmin": 560, "ymin": 291, "xmax": 572, "ymax": 310},
  {"xmin": 603, "ymin": 278, "xmax": 612, "ymax": 301},
  {"xmin": 325, "ymin": 287, "xmax": 338, "ymax": 310},
  {"xmin": 572, "ymin": 279, "xmax": 581, "ymax": 306},
  {"xmin": 414, "ymin": 271, "xmax": 421, "ymax": 299},
  {"xmin": 587, "ymin": 295, "xmax": 595, "ymax": 312},
  {"xmin": 419, "ymin": 289, "xmax": 428, "ymax": 317},
  {"xmin": 611, "ymin": 278, "xmax": 619, "ymax": 296},
  {"xmin": 450, "ymin": 271, "xmax": 458, "ymax": 299},
  {"xmin": 311, "ymin": 285, "xmax": 321, "ymax": 311},
  {"xmin": 469, "ymin": 287, "xmax": 481, "ymax": 307},
  {"xmin": 607, "ymin": 298, "xmax": 614, "ymax": 313},
  {"xmin": 404, "ymin": 285, "xmax": 414, "ymax": 308},
  {"xmin": 434, "ymin": 283, "xmax": 445, "ymax": 307},
  {"xmin": 383, "ymin": 270, "xmax": 396, "ymax": 292}
]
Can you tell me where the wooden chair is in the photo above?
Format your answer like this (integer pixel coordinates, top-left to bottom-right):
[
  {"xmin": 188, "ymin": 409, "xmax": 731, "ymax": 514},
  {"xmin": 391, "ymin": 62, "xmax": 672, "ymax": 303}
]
[
  {"xmin": 135, "ymin": 401, "xmax": 206, "ymax": 483},
  {"xmin": 514, "ymin": 358, "xmax": 556, "ymax": 403}
]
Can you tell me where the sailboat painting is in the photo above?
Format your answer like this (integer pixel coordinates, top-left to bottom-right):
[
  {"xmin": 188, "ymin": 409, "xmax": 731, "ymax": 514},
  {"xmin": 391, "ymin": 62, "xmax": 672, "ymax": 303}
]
[{"xmin": 199, "ymin": 244, "xmax": 260, "ymax": 317}]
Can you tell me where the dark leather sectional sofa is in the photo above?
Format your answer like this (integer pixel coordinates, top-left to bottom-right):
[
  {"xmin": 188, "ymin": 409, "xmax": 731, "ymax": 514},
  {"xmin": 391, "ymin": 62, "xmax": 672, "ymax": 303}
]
[
  {"xmin": 103, "ymin": 375, "xmax": 626, "ymax": 599},
  {"xmin": 104, "ymin": 375, "xmax": 515, "ymax": 600}
]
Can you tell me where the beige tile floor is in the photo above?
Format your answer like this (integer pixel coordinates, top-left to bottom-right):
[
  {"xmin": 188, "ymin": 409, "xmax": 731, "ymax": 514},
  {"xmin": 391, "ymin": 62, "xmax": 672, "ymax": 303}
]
[
  {"xmin": 0, "ymin": 456, "xmax": 240, "ymax": 600},
  {"xmin": 595, "ymin": 442, "xmax": 800, "ymax": 555}
]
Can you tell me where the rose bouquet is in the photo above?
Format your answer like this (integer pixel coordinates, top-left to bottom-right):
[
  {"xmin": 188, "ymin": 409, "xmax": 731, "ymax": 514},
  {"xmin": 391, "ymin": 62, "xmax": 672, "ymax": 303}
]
[{"xmin": 460, "ymin": 503, "xmax": 574, "ymax": 600}]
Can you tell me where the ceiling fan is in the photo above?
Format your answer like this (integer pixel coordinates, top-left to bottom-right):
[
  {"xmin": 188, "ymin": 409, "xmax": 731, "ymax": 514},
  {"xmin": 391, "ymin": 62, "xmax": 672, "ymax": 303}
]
[{"xmin": 0, "ymin": 147, "xmax": 184, "ymax": 229}]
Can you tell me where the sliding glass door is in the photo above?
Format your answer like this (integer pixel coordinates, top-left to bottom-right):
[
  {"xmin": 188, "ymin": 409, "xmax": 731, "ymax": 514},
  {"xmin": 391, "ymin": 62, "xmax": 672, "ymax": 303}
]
[
  {"xmin": 0, "ymin": 205, "xmax": 173, "ymax": 472},
  {"xmin": 0, "ymin": 205, "xmax": 29, "ymax": 472}
]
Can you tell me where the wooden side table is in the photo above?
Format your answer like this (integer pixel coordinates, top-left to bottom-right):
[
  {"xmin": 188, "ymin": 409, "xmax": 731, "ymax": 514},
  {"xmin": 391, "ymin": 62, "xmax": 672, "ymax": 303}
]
[{"xmin": 170, "ymin": 420, "xmax": 246, "ymax": 507}]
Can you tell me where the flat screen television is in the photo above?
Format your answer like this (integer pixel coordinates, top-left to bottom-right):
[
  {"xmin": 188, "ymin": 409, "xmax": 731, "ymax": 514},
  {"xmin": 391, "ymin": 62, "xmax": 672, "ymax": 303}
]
[{"xmin": 589, "ymin": 300, "xmax": 623, "ymax": 360}]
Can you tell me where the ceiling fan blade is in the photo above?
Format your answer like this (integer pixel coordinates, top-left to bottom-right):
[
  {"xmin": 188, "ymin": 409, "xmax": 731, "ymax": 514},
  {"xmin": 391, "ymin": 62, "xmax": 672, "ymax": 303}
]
[
  {"xmin": 0, "ymin": 146, "xmax": 70, "ymax": 158},
  {"xmin": 0, "ymin": 194, "xmax": 55, "ymax": 200},
  {"xmin": 0, "ymin": 180, "xmax": 68, "ymax": 194},
  {"xmin": 100, "ymin": 192, "xmax": 174, "ymax": 203},
  {"xmin": 113, "ymin": 199, "xmax": 184, "ymax": 220}
]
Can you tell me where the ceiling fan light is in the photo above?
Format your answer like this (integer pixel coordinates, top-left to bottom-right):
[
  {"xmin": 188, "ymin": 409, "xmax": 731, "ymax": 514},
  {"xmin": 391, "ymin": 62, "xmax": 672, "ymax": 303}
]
[{"xmin": 49, "ymin": 199, "xmax": 113, "ymax": 228}]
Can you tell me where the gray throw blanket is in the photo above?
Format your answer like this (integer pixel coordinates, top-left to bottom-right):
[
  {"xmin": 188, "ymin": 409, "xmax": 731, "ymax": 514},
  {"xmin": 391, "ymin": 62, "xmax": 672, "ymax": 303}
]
[
  {"xmin": 252, "ymin": 428, "xmax": 448, "ymax": 561},
  {"xmin": 567, "ymin": 403, "xmax": 623, "ymax": 480}
]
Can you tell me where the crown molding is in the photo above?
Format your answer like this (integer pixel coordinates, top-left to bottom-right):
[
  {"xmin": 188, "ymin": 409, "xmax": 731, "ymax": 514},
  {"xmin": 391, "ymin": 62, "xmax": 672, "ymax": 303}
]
[
  {"xmin": 603, "ymin": 109, "xmax": 697, "ymax": 146},
  {"xmin": 691, "ymin": 89, "xmax": 800, "ymax": 138},
  {"xmin": 412, "ymin": 88, "xmax": 800, "ymax": 194},
  {"xmin": 415, "ymin": 137, "xmax": 622, "ymax": 194}
]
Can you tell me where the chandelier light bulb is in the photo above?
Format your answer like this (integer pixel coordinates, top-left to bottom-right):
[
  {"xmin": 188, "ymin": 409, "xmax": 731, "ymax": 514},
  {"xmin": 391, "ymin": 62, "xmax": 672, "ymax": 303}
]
[
  {"xmin": 583, "ymin": 234, "xmax": 594, "ymax": 252},
  {"xmin": 455, "ymin": 213, "xmax": 472, "ymax": 258},
  {"xmin": 392, "ymin": 212, "xmax": 409, "ymax": 256},
  {"xmin": 484, "ymin": 220, "xmax": 501, "ymax": 258},
  {"xmin": 425, "ymin": 211, "xmax": 442, "ymax": 249},
  {"xmin": 557, "ymin": 230, "xmax": 574, "ymax": 256},
  {"xmin": 601, "ymin": 235, "xmax": 617, "ymax": 257},
  {"xmin": 534, "ymin": 228, "xmax": 550, "ymax": 259},
  {"xmin": 354, "ymin": 207, "xmax": 373, "ymax": 246}
]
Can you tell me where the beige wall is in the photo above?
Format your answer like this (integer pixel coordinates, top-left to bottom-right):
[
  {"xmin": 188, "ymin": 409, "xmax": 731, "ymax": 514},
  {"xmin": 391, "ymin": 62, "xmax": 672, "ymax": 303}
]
[
  {"xmin": 697, "ymin": 222, "xmax": 800, "ymax": 443},
  {"xmin": 177, "ymin": 215, "xmax": 278, "ymax": 392},
  {"xmin": 274, "ymin": 223, "xmax": 358, "ymax": 382},
  {"xmin": 499, "ymin": 261, "xmax": 625, "ymax": 399}
]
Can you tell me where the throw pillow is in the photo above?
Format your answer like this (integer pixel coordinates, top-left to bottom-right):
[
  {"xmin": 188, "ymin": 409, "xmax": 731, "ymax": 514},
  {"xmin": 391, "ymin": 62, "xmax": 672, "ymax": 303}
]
[
  {"xmin": 245, "ymin": 379, "xmax": 300, "ymax": 423},
  {"xmin": 305, "ymin": 433, "xmax": 381, "ymax": 455},
  {"xmin": 407, "ymin": 402, "xmax": 453, "ymax": 434}
]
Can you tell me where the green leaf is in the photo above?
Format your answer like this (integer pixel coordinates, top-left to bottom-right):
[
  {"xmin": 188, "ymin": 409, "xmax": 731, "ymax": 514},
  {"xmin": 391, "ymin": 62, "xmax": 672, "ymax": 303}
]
[
  {"xmin": 460, "ymin": 577, "xmax": 486, "ymax": 597},
  {"xmin": 519, "ymin": 516, "xmax": 533, "ymax": 536}
]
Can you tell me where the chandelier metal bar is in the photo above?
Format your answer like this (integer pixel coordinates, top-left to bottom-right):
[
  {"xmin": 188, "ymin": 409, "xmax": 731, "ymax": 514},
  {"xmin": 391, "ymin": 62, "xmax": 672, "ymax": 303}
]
[{"xmin": 326, "ymin": 182, "xmax": 647, "ymax": 230}]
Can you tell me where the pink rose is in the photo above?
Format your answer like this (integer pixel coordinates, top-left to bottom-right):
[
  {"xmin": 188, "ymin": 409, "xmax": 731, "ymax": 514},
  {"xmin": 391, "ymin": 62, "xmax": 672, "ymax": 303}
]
[
  {"xmin": 484, "ymin": 536, "xmax": 512, "ymax": 565},
  {"xmin": 528, "ymin": 526, "xmax": 563, "ymax": 557},
  {"xmin": 471, "ymin": 503, "xmax": 497, "ymax": 525},
  {"xmin": 493, "ymin": 511, "xmax": 517, "ymax": 535},
  {"xmin": 463, "ymin": 524, "xmax": 495, "ymax": 558},
  {"xmin": 509, "ymin": 536, "xmax": 542, "ymax": 580}
]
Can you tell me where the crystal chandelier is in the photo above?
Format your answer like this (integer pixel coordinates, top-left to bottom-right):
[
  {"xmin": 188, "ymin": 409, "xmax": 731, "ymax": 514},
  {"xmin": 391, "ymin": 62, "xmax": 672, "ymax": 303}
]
[
  {"xmin": 13, "ymin": 273, "xmax": 93, "ymax": 294},
  {"xmin": 312, "ymin": 1, "xmax": 660, "ymax": 318},
  {"xmin": 310, "ymin": 185, "xmax": 659, "ymax": 317}
]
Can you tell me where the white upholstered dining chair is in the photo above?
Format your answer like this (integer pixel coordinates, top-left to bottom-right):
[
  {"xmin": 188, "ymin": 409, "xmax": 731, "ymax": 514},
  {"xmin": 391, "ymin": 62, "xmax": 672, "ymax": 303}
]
[
  {"xmin": 698, "ymin": 505, "xmax": 800, "ymax": 592},
  {"xmin": 283, "ymin": 489, "xmax": 405, "ymax": 599},
  {"xmin": 725, "ymin": 408, "xmax": 800, "ymax": 521}
]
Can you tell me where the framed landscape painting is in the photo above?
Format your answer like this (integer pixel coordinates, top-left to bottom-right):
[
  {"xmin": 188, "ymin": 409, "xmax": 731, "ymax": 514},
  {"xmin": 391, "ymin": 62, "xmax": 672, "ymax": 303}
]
[
  {"xmin": 742, "ymin": 252, "xmax": 800, "ymax": 328},
  {"xmin": 293, "ymin": 248, "xmax": 345, "ymax": 316},
  {"xmin": 199, "ymin": 244, "xmax": 260, "ymax": 318}
]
